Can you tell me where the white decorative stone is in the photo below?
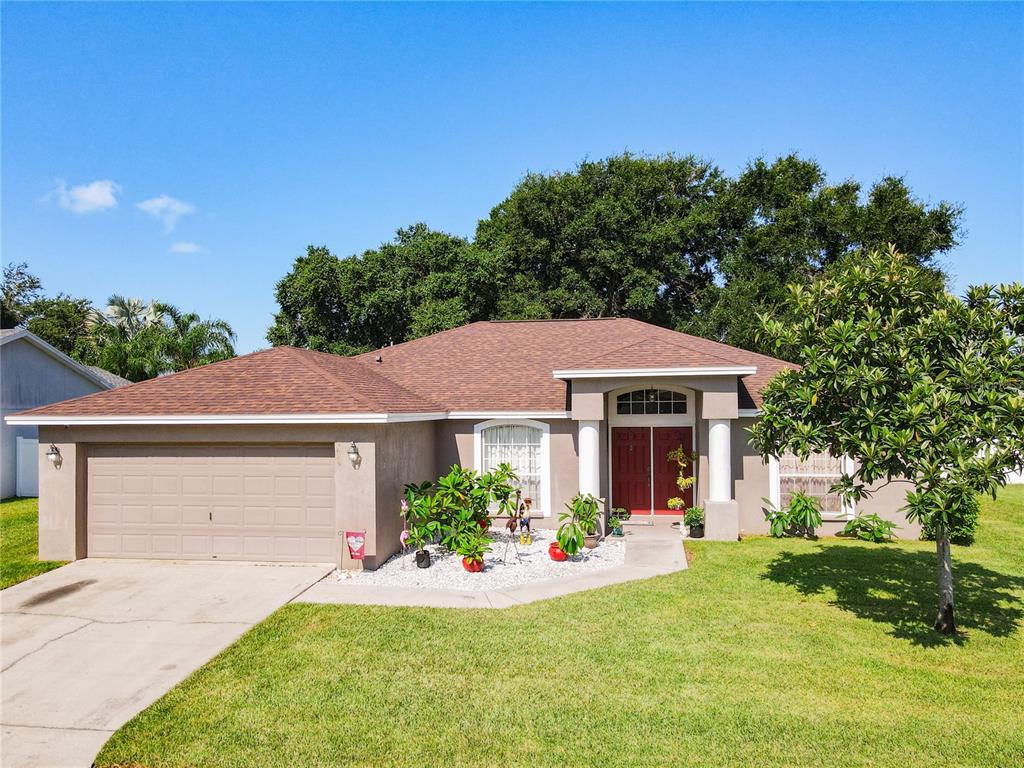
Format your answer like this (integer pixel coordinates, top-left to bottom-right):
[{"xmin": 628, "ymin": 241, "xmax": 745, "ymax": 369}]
[{"xmin": 335, "ymin": 529, "xmax": 625, "ymax": 592}]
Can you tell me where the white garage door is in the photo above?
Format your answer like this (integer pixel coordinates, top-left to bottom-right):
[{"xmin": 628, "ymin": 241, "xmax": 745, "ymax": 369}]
[{"xmin": 87, "ymin": 444, "xmax": 336, "ymax": 563}]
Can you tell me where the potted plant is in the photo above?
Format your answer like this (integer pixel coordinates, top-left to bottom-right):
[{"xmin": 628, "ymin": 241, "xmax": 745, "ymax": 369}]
[
  {"xmin": 612, "ymin": 507, "xmax": 630, "ymax": 523},
  {"xmin": 402, "ymin": 481, "xmax": 440, "ymax": 568},
  {"xmin": 568, "ymin": 493, "xmax": 602, "ymax": 548},
  {"xmin": 455, "ymin": 527, "xmax": 492, "ymax": 572},
  {"xmin": 608, "ymin": 513, "xmax": 624, "ymax": 537},
  {"xmin": 684, "ymin": 506, "xmax": 705, "ymax": 538},
  {"xmin": 667, "ymin": 497, "xmax": 685, "ymax": 512},
  {"xmin": 553, "ymin": 505, "xmax": 586, "ymax": 560}
]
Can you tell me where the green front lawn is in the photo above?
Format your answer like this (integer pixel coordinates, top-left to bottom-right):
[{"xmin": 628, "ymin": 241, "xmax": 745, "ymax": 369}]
[
  {"xmin": 1, "ymin": 497, "xmax": 66, "ymax": 589},
  {"xmin": 98, "ymin": 489, "xmax": 1024, "ymax": 768}
]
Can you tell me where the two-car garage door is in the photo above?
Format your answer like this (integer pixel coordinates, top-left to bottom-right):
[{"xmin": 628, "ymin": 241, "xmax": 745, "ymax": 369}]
[{"xmin": 87, "ymin": 444, "xmax": 336, "ymax": 563}]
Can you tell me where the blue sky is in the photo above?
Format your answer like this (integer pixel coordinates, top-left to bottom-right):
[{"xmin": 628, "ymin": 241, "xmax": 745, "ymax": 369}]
[{"xmin": 3, "ymin": 2, "xmax": 1021, "ymax": 353}]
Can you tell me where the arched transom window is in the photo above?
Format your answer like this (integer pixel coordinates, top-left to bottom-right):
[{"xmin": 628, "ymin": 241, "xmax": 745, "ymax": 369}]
[
  {"xmin": 479, "ymin": 423, "xmax": 545, "ymax": 512},
  {"xmin": 616, "ymin": 389, "xmax": 687, "ymax": 415}
]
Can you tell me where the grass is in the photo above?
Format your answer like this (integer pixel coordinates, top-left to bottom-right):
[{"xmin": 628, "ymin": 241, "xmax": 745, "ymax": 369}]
[
  {"xmin": 97, "ymin": 489, "xmax": 1024, "ymax": 768},
  {"xmin": 0, "ymin": 497, "xmax": 66, "ymax": 589}
]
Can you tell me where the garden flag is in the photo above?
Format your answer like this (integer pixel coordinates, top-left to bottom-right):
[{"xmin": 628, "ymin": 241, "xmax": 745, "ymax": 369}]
[{"xmin": 346, "ymin": 531, "xmax": 366, "ymax": 560}]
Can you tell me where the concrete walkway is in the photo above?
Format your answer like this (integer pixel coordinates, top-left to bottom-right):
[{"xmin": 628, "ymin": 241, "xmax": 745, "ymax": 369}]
[
  {"xmin": 297, "ymin": 523, "xmax": 687, "ymax": 609},
  {"xmin": 0, "ymin": 559, "xmax": 331, "ymax": 768}
]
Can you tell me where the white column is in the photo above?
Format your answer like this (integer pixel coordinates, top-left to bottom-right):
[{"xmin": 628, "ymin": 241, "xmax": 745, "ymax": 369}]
[
  {"xmin": 577, "ymin": 420, "xmax": 601, "ymax": 498},
  {"xmin": 708, "ymin": 418, "xmax": 733, "ymax": 502}
]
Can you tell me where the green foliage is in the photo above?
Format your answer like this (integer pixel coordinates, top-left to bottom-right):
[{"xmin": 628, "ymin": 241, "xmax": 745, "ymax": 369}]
[
  {"xmin": 2, "ymin": 264, "xmax": 236, "ymax": 382},
  {"xmin": 453, "ymin": 526, "xmax": 492, "ymax": 564},
  {"xmin": 267, "ymin": 226, "xmax": 497, "ymax": 354},
  {"xmin": 921, "ymin": 493, "xmax": 979, "ymax": 546},
  {"xmin": 750, "ymin": 246, "xmax": 1023, "ymax": 627},
  {"xmin": 763, "ymin": 492, "xmax": 822, "ymax": 538},
  {"xmin": 1, "ymin": 262, "xmax": 42, "ymax": 328},
  {"xmin": 22, "ymin": 294, "xmax": 94, "ymax": 356},
  {"xmin": 401, "ymin": 481, "xmax": 441, "ymax": 552},
  {"xmin": 842, "ymin": 513, "xmax": 898, "ymax": 543},
  {"xmin": 611, "ymin": 507, "xmax": 630, "ymax": 521},
  {"xmin": 567, "ymin": 492, "xmax": 601, "ymax": 535},
  {"xmin": 267, "ymin": 154, "xmax": 961, "ymax": 355},
  {"xmin": 683, "ymin": 506, "xmax": 704, "ymax": 527},
  {"xmin": 556, "ymin": 493, "xmax": 602, "ymax": 555},
  {"xmin": 667, "ymin": 497, "xmax": 686, "ymax": 511},
  {"xmin": 401, "ymin": 464, "xmax": 516, "ymax": 554}
]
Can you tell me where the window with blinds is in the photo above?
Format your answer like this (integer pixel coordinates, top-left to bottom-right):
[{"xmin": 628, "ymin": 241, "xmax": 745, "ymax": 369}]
[
  {"xmin": 778, "ymin": 452, "xmax": 850, "ymax": 517},
  {"xmin": 480, "ymin": 424, "xmax": 543, "ymax": 512}
]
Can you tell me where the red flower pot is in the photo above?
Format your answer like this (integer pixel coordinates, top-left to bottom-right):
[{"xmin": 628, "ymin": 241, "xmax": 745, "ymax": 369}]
[
  {"xmin": 549, "ymin": 542, "xmax": 568, "ymax": 561},
  {"xmin": 478, "ymin": 519, "xmax": 491, "ymax": 531},
  {"xmin": 462, "ymin": 557, "xmax": 484, "ymax": 573}
]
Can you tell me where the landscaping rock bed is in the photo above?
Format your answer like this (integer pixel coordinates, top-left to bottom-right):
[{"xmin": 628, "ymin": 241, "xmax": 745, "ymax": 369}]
[{"xmin": 336, "ymin": 528, "xmax": 625, "ymax": 592}]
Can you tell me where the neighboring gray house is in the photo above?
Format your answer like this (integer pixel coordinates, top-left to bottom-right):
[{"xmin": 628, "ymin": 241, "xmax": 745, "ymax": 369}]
[{"xmin": 1, "ymin": 329, "xmax": 128, "ymax": 498}]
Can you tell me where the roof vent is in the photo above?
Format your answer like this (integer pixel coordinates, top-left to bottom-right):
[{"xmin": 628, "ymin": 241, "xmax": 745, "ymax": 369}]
[{"xmin": 375, "ymin": 355, "xmax": 383, "ymax": 364}]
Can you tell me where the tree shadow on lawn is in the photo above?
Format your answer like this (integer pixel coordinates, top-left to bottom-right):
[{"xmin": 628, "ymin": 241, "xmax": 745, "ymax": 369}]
[{"xmin": 763, "ymin": 544, "xmax": 1024, "ymax": 646}]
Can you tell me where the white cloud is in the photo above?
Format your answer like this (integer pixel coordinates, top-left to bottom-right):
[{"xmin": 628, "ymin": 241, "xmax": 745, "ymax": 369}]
[
  {"xmin": 169, "ymin": 241, "xmax": 206, "ymax": 254},
  {"xmin": 136, "ymin": 195, "xmax": 196, "ymax": 233},
  {"xmin": 44, "ymin": 179, "xmax": 121, "ymax": 214}
]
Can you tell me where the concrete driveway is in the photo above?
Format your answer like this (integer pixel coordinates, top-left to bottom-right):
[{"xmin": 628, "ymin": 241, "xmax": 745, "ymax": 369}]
[{"xmin": 0, "ymin": 559, "xmax": 331, "ymax": 768}]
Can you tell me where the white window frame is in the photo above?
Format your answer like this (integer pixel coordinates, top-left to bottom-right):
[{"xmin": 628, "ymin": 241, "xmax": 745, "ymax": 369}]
[
  {"xmin": 473, "ymin": 419, "xmax": 552, "ymax": 517},
  {"xmin": 769, "ymin": 453, "xmax": 855, "ymax": 521}
]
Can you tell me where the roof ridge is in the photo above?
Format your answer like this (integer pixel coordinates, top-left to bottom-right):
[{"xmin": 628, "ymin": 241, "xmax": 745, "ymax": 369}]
[
  {"xmin": 620, "ymin": 317, "xmax": 791, "ymax": 366},
  {"xmin": 577, "ymin": 333, "xmax": 742, "ymax": 368},
  {"xmin": 297, "ymin": 346, "xmax": 446, "ymax": 412},
  {"xmin": 280, "ymin": 347, "xmax": 379, "ymax": 412}
]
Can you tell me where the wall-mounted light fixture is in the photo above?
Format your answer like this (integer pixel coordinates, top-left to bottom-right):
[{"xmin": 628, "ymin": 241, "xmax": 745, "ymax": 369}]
[
  {"xmin": 45, "ymin": 444, "xmax": 62, "ymax": 469},
  {"xmin": 346, "ymin": 441, "xmax": 361, "ymax": 467}
]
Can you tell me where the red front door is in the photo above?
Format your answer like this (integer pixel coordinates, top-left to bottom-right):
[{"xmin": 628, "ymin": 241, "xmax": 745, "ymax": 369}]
[
  {"xmin": 611, "ymin": 427, "xmax": 650, "ymax": 514},
  {"xmin": 653, "ymin": 427, "xmax": 694, "ymax": 513},
  {"xmin": 612, "ymin": 426, "xmax": 694, "ymax": 515}
]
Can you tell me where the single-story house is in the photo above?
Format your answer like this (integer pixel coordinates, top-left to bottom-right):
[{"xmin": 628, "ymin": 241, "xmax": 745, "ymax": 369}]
[
  {"xmin": 1, "ymin": 328, "xmax": 129, "ymax": 499},
  {"xmin": 7, "ymin": 318, "xmax": 915, "ymax": 568}
]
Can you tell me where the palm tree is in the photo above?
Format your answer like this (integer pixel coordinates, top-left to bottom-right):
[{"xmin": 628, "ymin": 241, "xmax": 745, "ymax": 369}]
[
  {"xmin": 158, "ymin": 303, "xmax": 236, "ymax": 371},
  {"xmin": 87, "ymin": 295, "xmax": 164, "ymax": 338}
]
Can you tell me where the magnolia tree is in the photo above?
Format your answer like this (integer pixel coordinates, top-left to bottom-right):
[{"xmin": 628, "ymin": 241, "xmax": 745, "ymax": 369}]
[{"xmin": 750, "ymin": 246, "xmax": 1023, "ymax": 634}]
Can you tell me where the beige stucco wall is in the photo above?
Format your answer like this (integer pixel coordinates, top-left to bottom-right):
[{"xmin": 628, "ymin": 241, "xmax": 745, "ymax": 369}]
[{"xmin": 371, "ymin": 421, "xmax": 436, "ymax": 568}]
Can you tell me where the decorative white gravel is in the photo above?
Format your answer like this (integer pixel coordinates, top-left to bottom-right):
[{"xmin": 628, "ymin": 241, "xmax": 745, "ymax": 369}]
[{"xmin": 335, "ymin": 528, "xmax": 626, "ymax": 592}]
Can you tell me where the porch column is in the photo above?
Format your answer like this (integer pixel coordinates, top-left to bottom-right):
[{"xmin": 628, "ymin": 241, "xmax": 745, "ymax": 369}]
[
  {"xmin": 708, "ymin": 418, "xmax": 732, "ymax": 502},
  {"xmin": 704, "ymin": 417, "xmax": 740, "ymax": 540},
  {"xmin": 577, "ymin": 420, "xmax": 601, "ymax": 498}
]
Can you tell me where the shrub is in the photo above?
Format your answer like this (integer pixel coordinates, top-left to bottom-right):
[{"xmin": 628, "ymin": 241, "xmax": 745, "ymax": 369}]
[
  {"xmin": 403, "ymin": 464, "xmax": 516, "ymax": 554},
  {"xmin": 763, "ymin": 491, "xmax": 822, "ymax": 538},
  {"xmin": 557, "ymin": 493, "xmax": 601, "ymax": 556},
  {"xmin": 683, "ymin": 506, "xmax": 704, "ymax": 527},
  {"xmin": 841, "ymin": 513, "xmax": 898, "ymax": 543},
  {"xmin": 921, "ymin": 494, "xmax": 979, "ymax": 546},
  {"xmin": 454, "ymin": 526, "xmax": 492, "ymax": 564}
]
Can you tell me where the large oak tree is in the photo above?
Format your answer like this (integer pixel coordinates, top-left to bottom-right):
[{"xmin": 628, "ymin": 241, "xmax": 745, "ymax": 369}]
[{"xmin": 268, "ymin": 153, "xmax": 962, "ymax": 354}]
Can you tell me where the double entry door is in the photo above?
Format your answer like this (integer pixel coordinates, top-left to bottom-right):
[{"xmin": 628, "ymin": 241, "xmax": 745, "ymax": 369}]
[{"xmin": 611, "ymin": 426, "xmax": 694, "ymax": 515}]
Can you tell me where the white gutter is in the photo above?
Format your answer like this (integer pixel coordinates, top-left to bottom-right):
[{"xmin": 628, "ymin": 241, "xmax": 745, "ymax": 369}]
[
  {"xmin": 447, "ymin": 410, "xmax": 571, "ymax": 420},
  {"xmin": 4, "ymin": 411, "xmax": 450, "ymax": 426},
  {"xmin": 552, "ymin": 366, "xmax": 757, "ymax": 379}
]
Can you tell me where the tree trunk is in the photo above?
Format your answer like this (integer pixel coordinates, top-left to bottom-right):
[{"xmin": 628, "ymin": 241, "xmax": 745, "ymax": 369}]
[{"xmin": 934, "ymin": 533, "xmax": 956, "ymax": 634}]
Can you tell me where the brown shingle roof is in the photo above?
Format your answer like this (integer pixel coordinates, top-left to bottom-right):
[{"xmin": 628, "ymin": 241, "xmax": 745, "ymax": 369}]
[
  {"xmin": 15, "ymin": 319, "xmax": 793, "ymax": 419},
  {"xmin": 16, "ymin": 346, "xmax": 442, "ymax": 417},
  {"xmin": 357, "ymin": 318, "xmax": 793, "ymax": 410}
]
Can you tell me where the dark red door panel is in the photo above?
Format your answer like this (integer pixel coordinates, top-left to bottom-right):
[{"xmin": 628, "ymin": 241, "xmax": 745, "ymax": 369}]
[
  {"xmin": 652, "ymin": 427, "xmax": 694, "ymax": 513},
  {"xmin": 611, "ymin": 427, "xmax": 650, "ymax": 514}
]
